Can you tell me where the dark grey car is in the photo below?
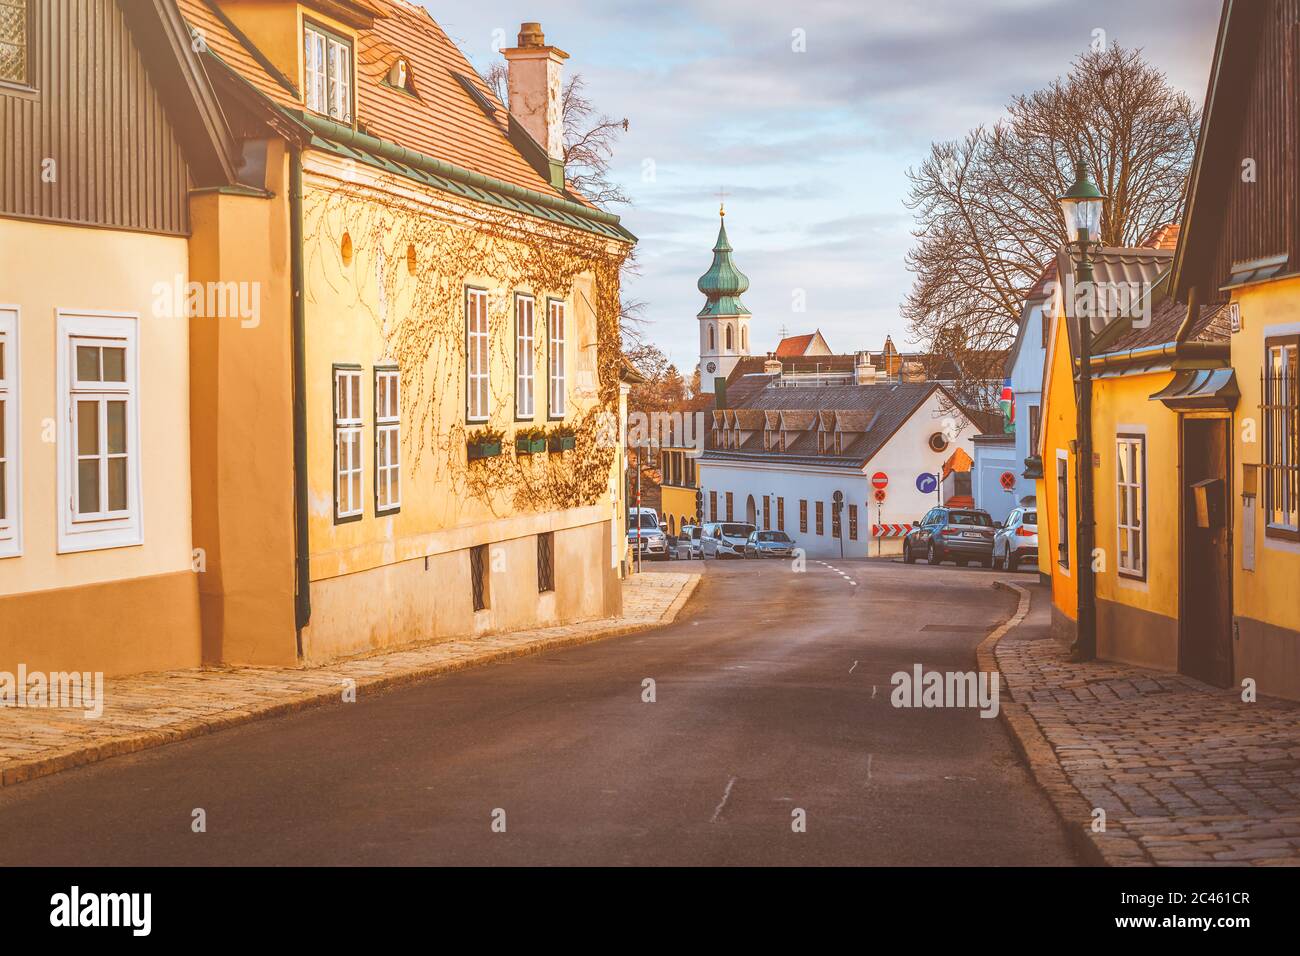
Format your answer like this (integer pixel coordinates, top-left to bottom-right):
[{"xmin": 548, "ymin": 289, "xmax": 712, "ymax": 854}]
[
  {"xmin": 743, "ymin": 530, "xmax": 795, "ymax": 558},
  {"xmin": 902, "ymin": 507, "xmax": 996, "ymax": 567}
]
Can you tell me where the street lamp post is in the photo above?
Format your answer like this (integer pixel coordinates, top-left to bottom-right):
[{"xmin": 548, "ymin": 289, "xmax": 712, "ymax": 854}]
[{"xmin": 1058, "ymin": 161, "xmax": 1106, "ymax": 662}]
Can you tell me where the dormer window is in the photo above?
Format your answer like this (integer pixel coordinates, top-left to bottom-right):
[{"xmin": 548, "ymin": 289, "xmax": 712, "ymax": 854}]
[
  {"xmin": 388, "ymin": 58, "xmax": 409, "ymax": 90},
  {"xmin": 304, "ymin": 21, "xmax": 353, "ymax": 122}
]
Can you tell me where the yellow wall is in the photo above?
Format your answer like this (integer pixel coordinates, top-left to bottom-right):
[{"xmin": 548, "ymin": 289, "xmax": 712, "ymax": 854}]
[
  {"xmin": 296, "ymin": 155, "xmax": 623, "ymax": 658},
  {"xmin": 1037, "ymin": 302, "xmax": 1079, "ymax": 625},
  {"xmin": 1230, "ymin": 275, "xmax": 1300, "ymax": 699},
  {"xmin": 187, "ymin": 143, "xmax": 299, "ymax": 667},
  {"xmin": 0, "ymin": 217, "xmax": 201, "ymax": 674},
  {"xmin": 1089, "ymin": 369, "xmax": 1182, "ymax": 669},
  {"xmin": 661, "ymin": 484, "xmax": 697, "ymax": 534}
]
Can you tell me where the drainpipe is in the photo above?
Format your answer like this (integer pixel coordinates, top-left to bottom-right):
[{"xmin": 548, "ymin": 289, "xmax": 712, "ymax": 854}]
[
  {"xmin": 290, "ymin": 147, "xmax": 311, "ymax": 647},
  {"xmin": 1174, "ymin": 285, "xmax": 1200, "ymax": 345}
]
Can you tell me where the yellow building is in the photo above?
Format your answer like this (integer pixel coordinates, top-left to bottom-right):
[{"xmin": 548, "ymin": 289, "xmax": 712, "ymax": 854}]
[
  {"xmin": 1167, "ymin": 0, "xmax": 1300, "ymax": 700},
  {"xmin": 1036, "ymin": 247, "xmax": 1234, "ymax": 674},
  {"xmin": 0, "ymin": 0, "xmax": 244, "ymax": 676},
  {"xmin": 178, "ymin": 1, "xmax": 634, "ymax": 664}
]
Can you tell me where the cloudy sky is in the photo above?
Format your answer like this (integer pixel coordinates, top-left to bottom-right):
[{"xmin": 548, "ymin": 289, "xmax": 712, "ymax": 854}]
[{"xmin": 431, "ymin": 0, "xmax": 1224, "ymax": 373}]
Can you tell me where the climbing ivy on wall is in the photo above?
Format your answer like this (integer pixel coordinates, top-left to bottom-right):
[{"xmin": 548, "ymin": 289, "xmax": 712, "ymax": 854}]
[{"xmin": 302, "ymin": 170, "xmax": 629, "ymax": 517}]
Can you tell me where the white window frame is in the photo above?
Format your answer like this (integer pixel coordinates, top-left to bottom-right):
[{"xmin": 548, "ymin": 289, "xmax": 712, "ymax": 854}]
[
  {"xmin": 304, "ymin": 21, "xmax": 352, "ymax": 122},
  {"xmin": 0, "ymin": 306, "xmax": 20, "ymax": 557},
  {"xmin": 57, "ymin": 311, "xmax": 141, "ymax": 553},
  {"xmin": 515, "ymin": 294, "xmax": 535, "ymax": 419},
  {"xmin": 466, "ymin": 287, "xmax": 490, "ymax": 423},
  {"xmin": 1055, "ymin": 449, "xmax": 1070, "ymax": 575},
  {"xmin": 374, "ymin": 367, "xmax": 400, "ymax": 515},
  {"xmin": 547, "ymin": 298, "xmax": 566, "ymax": 419},
  {"xmin": 1116, "ymin": 432, "xmax": 1146, "ymax": 579},
  {"xmin": 334, "ymin": 365, "xmax": 363, "ymax": 522}
]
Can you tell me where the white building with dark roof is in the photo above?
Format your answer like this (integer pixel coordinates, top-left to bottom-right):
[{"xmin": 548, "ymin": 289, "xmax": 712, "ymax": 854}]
[{"xmin": 698, "ymin": 377, "xmax": 979, "ymax": 557}]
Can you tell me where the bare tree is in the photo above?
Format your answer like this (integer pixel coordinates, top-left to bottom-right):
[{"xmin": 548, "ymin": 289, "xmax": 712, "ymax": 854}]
[
  {"xmin": 480, "ymin": 65, "xmax": 629, "ymax": 207},
  {"xmin": 903, "ymin": 44, "xmax": 1199, "ymax": 406}
]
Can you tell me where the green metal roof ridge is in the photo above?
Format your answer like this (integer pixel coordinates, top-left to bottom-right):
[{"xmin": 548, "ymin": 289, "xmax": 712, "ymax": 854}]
[{"xmin": 292, "ymin": 110, "xmax": 634, "ymax": 243}]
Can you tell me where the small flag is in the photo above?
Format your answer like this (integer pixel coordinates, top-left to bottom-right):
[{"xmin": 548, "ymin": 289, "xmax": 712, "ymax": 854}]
[{"xmin": 1000, "ymin": 378, "xmax": 1015, "ymax": 434}]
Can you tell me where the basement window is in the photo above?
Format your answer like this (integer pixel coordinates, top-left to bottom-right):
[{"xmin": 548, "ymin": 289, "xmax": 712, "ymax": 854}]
[
  {"xmin": 537, "ymin": 532, "xmax": 555, "ymax": 593},
  {"xmin": 471, "ymin": 544, "xmax": 490, "ymax": 611}
]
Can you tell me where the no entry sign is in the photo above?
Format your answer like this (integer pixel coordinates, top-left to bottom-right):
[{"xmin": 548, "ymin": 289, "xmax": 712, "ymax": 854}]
[{"xmin": 871, "ymin": 472, "xmax": 889, "ymax": 490}]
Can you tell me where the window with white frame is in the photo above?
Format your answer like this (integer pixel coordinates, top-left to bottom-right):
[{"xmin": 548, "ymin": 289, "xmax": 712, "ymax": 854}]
[
  {"xmin": 0, "ymin": 308, "xmax": 18, "ymax": 556},
  {"xmin": 515, "ymin": 294, "xmax": 535, "ymax": 418},
  {"xmin": 304, "ymin": 21, "xmax": 352, "ymax": 122},
  {"xmin": 334, "ymin": 366, "xmax": 363, "ymax": 521},
  {"xmin": 374, "ymin": 367, "xmax": 400, "ymax": 514},
  {"xmin": 466, "ymin": 288, "xmax": 489, "ymax": 422},
  {"xmin": 1264, "ymin": 335, "xmax": 1299, "ymax": 538},
  {"xmin": 1116, "ymin": 434, "xmax": 1145, "ymax": 577},
  {"xmin": 1056, "ymin": 451, "xmax": 1069, "ymax": 569},
  {"xmin": 548, "ymin": 299, "xmax": 566, "ymax": 418},
  {"xmin": 58, "ymin": 313, "xmax": 140, "ymax": 553}
]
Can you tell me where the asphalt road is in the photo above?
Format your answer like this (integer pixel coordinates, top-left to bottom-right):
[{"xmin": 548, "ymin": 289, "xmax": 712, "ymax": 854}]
[{"xmin": 0, "ymin": 557, "xmax": 1077, "ymax": 866}]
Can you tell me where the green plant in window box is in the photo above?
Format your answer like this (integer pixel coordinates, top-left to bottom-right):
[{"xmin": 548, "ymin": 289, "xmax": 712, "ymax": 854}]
[
  {"xmin": 467, "ymin": 427, "xmax": 505, "ymax": 461},
  {"xmin": 547, "ymin": 425, "xmax": 577, "ymax": 453},
  {"xmin": 515, "ymin": 427, "xmax": 548, "ymax": 455}
]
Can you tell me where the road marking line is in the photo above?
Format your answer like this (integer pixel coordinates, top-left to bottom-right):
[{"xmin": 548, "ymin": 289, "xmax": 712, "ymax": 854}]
[
  {"xmin": 711, "ymin": 776, "xmax": 737, "ymax": 824},
  {"xmin": 849, "ymin": 660, "xmax": 858, "ymax": 674}
]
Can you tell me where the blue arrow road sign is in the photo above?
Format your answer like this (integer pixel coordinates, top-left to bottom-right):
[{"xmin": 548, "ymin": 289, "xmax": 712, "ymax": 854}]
[{"xmin": 916, "ymin": 472, "xmax": 938, "ymax": 494}]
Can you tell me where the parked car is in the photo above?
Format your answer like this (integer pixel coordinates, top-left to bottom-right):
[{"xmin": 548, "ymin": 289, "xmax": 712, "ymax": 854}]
[
  {"xmin": 627, "ymin": 508, "xmax": 668, "ymax": 560},
  {"xmin": 675, "ymin": 524, "xmax": 703, "ymax": 560},
  {"xmin": 701, "ymin": 521, "xmax": 756, "ymax": 559},
  {"xmin": 992, "ymin": 507, "xmax": 1038, "ymax": 571},
  {"xmin": 902, "ymin": 507, "xmax": 996, "ymax": 567},
  {"xmin": 743, "ymin": 529, "xmax": 795, "ymax": 558}
]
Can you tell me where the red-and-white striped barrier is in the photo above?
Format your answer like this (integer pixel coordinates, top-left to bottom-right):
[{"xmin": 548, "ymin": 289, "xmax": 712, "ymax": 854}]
[{"xmin": 872, "ymin": 523, "xmax": 909, "ymax": 538}]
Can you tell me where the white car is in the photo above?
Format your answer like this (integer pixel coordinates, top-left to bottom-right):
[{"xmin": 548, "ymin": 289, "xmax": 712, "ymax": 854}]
[
  {"xmin": 992, "ymin": 507, "xmax": 1038, "ymax": 571},
  {"xmin": 675, "ymin": 524, "xmax": 703, "ymax": 560},
  {"xmin": 701, "ymin": 522, "xmax": 756, "ymax": 559},
  {"xmin": 627, "ymin": 509, "xmax": 668, "ymax": 560}
]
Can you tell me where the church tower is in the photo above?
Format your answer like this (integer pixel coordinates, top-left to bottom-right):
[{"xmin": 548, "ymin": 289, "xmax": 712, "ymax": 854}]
[{"xmin": 696, "ymin": 206, "xmax": 751, "ymax": 393}]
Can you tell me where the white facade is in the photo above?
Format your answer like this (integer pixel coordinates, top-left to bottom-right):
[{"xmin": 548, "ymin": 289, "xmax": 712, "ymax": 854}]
[
  {"xmin": 699, "ymin": 389, "xmax": 977, "ymax": 558},
  {"xmin": 698, "ymin": 314, "xmax": 750, "ymax": 392},
  {"xmin": 972, "ymin": 435, "xmax": 1018, "ymax": 523},
  {"xmin": 1006, "ymin": 295, "xmax": 1049, "ymax": 506}
]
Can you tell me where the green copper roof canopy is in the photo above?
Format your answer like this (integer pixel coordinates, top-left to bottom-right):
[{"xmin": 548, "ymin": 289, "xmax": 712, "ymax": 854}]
[{"xmin": 697, "ymin": 210, "xmax": 751, "ymax": 317}]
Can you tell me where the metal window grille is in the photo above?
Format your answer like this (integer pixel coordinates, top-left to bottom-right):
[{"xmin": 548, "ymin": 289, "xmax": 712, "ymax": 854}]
[
  {"xmin": 471, "ymin": 544, "xmax": 489, "ymax": 611},
  {"xmin": 537, "ymin": 532, "xmax": 555, "ymax": 593}
]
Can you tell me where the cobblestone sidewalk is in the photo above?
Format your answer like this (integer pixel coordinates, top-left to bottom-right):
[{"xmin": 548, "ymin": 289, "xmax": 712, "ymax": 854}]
[
  {"xmin": 986, "ymin": 581, "xmax": 1300, "ymax": 866},
  {"xmin": 0, "ymin": 572, "xmax": 699, "ymax": 790}
]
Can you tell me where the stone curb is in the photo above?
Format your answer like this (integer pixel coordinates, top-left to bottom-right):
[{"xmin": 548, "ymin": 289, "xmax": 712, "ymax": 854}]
[
  {"xmin": 977, "ymin": 580, "xmax": 1151, "ymax": 868},
  {"xmin": 0, "ymin": 574, "xmax": 701, "ymax": 791}
]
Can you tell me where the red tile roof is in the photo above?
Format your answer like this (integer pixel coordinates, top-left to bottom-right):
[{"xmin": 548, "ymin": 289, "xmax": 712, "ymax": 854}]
[
  {"xmin": 177, "ymin": 0, "xmax": 566, "ymax": 198},
  {"xmin": 774, "ymin": 333, "xmax": 816, "ymax": 357},
  {"xmin": 1141, "ymin": 223, "xmax": 1182, "ymax": 251}
]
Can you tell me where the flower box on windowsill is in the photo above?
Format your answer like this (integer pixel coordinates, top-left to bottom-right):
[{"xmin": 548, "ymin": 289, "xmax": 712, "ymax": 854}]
[
  {"xmin": 548, "ymin": 434, "xmax": 576, "ymax": 453},
  {"xmin": 467, "ymin": 440, "xmax": 502, "ymax": 461},
  {"xmin": 516, "ymin": 437, "xmax": 547, "ymax": 455}
]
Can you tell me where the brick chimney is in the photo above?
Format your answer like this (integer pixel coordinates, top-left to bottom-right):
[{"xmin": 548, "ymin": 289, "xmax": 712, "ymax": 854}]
[{"xmin": 502, "ymin": 22, "xmax": 568, "ymax": 190}]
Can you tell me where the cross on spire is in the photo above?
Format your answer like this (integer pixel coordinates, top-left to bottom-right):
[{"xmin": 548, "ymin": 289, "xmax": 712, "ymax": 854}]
[{"xmin": 715, "ymin": 186, "xmax": 729, "ymax": 217}]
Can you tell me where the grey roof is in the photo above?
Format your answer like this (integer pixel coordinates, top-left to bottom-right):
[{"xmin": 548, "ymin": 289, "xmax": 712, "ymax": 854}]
[{"xmin": 702, "ymin": 381, "xmax": 955, "ymax": 470}]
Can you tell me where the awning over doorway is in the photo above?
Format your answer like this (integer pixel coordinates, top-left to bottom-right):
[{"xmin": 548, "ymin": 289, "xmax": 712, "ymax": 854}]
[{"xmin": 1149, "ymin": 368, "xmax": 1239, "ymax": 411}]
